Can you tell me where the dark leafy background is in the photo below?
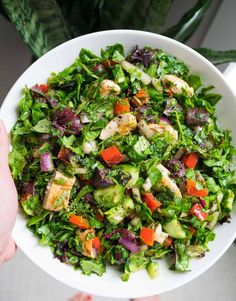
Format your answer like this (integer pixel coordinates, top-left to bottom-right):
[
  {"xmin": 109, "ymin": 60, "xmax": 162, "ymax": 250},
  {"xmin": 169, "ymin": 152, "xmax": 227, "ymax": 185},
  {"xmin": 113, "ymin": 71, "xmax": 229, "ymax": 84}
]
[{"xmin": 1, "ymin": 0, "xmax": 236, "ymax": 64}]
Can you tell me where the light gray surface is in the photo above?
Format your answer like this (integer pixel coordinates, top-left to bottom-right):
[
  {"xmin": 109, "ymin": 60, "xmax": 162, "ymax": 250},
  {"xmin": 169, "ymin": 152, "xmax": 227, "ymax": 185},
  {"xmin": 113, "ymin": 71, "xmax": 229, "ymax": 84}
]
[
  {"xmin": 201, "ymin": 0, "xmax": 236, "ymax": 50},
  {"xmin": 162, "ymin": 0, "xmax": 221, "ymax": 48},
  {"xmin": 0, "ymin": 15, "xmax": 31, "ymax": 102},
  {"xmin": 1, "ymin": 1, "xmax": 236, "ymax": 301},
  {"xmin": 0, "ymin": 245, "xmax": 235, "ymax": 301}
]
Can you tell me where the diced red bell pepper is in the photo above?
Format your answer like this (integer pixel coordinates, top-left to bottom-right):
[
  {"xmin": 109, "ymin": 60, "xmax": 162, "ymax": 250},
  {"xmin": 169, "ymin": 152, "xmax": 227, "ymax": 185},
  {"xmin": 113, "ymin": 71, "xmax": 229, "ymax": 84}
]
[
  {"xmin": 102, "ymin": 60, "xmax": 117, "ymax": 69},
  {"xmin": 142, "ymin": 192, "xmax": 162, "ymax": 212},
  {"xmin": 39, "ymin": 84, "xmax": 48, "ymax": 93},
  {"xmin": 182, "ymin": 152, "xmax": 198, "ymax": 169},
  {"xmin": 114, "ymin": 98, "xmax": 130, "ymax": 115},
  {"xmin": 140, "ymin": 227, "xmax": 155, "ymax": 246},
  {"xmin": 92, "ymin": 237, "xmax": 101, "ymax": 250},
  {"xmin": 132, "ymin": 89, "xmax": 150, "ymax": 107},
  {"xmin": 190, "ymin": 203, "xmax": 208, "ymax": 221},
  {"xmin": 166, "ymin": 90, "xmax": 173, "ymax": 97},
  {"xmin": 100, "ymin": 145, "xmax": 123, "ymax": 166},
  {"xmin": 189, "ymin": 226, "xmax": 196, "ymax": 235},
  {"xmin": 95, "ymin": 210, "xmax": 105, "ymax": 222},
  {"xmin": 21, "ymin": 193, "xmax": 31, "ymax": 202},
  {"xmin": 186, "ymin": 179, "xmax": 208, "ymax": 198},
  {"xmin": 58, "ymin": 147, "xmax": 71, "ymax": 162},
  {"xmin": 164, "ymin": 237, "xmax": 173, "ymax": 248},
  {"xmin": 69, "ymin": 214, "xmax": 90, "ymax": 229}
]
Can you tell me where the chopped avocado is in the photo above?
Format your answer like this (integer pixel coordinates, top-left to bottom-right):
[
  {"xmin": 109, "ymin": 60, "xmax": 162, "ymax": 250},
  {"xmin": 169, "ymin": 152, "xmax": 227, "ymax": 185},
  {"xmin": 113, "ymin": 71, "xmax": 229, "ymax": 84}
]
[
  {"xmin": 105, "ymin": 205, "xmax": 126, "ymax": 225},
  {"xmin": 93, "ymin": 184, "xmax": 124, "ymax": 210},
  {"xmin": 217, "ymin": 190, "xmax": 224, "ymax": 203},
  {"xmin": 115, "ymin": 164, "xmax": 139, "ymax": 188},
  {"xmin": 132, "ymin": 187, "xmax": 142, "ymax": 203},
  {"xmin": 206, "ymin": 211, "xmax": 219, "ymax": 230},
  {"xmin": 186, "ymin": 245, "xmax": 205, "ymax": 258},
  {"xmin": 163, "ymin": 219, "xmax": 186, "ymax": 239},
  {"xmin": 105, "ymin": 197, "xmax": 134, "ymax": 225},
  {"xmin": 123, "ymin": 196, "xmax": 134, "ymax": 211},
  {"xmin": 224, "ymin": 189, "xmax": 235, "ymax": 212},
  {"xmin": 146, "ymin": 261, "xmax": 159, "ymax": 279}
]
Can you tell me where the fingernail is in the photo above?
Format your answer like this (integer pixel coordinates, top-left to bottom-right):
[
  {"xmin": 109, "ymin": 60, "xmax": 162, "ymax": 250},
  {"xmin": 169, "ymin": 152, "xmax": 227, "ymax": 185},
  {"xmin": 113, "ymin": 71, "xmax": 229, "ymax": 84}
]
[{"xmin": 86, "ymin": 296, "xmax": 92, "ymax": 301}]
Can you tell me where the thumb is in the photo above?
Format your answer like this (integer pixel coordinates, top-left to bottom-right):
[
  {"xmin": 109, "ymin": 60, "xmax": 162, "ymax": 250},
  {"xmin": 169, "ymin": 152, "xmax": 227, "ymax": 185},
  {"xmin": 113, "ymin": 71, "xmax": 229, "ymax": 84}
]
[
  {"xmin": 0, "ymin": 119, "xmax": 18, "ymax": 253},
  {"xmin": 0, "ymin": 120, "xmax": 9, "ymax": 168}
]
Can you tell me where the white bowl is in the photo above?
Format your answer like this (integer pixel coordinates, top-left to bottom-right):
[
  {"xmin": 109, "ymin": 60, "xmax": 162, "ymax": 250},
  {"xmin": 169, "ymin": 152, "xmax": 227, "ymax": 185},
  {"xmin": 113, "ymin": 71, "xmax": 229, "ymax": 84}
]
[{"xmin": 1, "ymin": 30, "xmax": 236, "ymax": 299}]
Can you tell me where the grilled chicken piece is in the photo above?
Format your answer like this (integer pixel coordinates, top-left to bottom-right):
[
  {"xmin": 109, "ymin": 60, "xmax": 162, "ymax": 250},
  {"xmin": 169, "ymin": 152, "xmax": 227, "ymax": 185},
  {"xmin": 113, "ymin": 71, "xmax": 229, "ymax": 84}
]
[
  {"xmin": 100, "ymin": 79, "xmax": 121, "ymax": 98},
  {"xmin": 99, "ymin": 113, "xmax": 137, "ymax": 140},
  {"xmin": 157, "ymin": 164, "xmax": 182, "ymax": 198},
  {"xmin": 162, "ymin": 74, "xmax": 194, "ymax": 97},
  {"xmin": 43, "ymin": 171, "xmax": 75, "ymax": 211},
  {"xmin": 138, "ymin": 120, "xmax": 178, "ymax": 143}
]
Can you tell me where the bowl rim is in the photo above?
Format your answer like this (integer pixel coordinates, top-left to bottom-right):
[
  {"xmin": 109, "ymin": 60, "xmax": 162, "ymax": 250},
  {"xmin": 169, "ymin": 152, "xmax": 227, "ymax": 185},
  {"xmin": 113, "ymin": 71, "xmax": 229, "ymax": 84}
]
[{"xmin": 1, "ymin": 29, "xmax": 236, "ymax": 298}]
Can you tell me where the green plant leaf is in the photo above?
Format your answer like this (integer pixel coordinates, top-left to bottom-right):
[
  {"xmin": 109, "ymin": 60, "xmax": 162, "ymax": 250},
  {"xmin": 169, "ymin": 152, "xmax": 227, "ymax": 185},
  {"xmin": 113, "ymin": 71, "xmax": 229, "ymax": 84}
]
[
  {"xmin": 0, "ymin": 0, "xmax": 72, "ymax": 58},
  {"xmin": 57, "ymin": 0, "xmax": 101, "ymax": 36},
  {"xmin": 195, "ymin": 48, "xmax": 236, "ymax": 65},
  {"xmin": 162, "ymin": 0, "xmax": 212, "ymax": 43},
  {"xmin": 98, "ymin": 0, "xmax": 172, "ymax": 33},
  {"xmin": 0, "ymin": 2, "xmax": 7, "ymax": 17}
]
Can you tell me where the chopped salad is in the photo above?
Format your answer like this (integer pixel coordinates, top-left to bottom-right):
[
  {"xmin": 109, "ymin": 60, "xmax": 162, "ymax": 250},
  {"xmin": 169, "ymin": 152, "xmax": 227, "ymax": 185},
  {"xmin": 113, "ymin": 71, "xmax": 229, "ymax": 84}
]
[{"xmin": 10, "ymin": 44, "xmax": 236, "ymax": 281}]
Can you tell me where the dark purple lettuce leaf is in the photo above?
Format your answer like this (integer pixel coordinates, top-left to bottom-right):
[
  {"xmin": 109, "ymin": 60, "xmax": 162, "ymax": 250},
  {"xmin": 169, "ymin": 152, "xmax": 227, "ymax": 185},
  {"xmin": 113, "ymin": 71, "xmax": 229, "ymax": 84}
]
[
  {"xmin": 129, "ymin": 45, "xmax": 153, "ymax": 68},
  {"xmin": 92, "ymin": 169, "xmax": 113, "ymax": 188},
  {"xmin": 30, "ymin": 84, "xmax": 58, "ymax": 107},
  {"xmin": 53, "ymin": 108, "xmax": 83, "ymax": 135},
  {"xmin": 22, "ymin": 181, "xmax": 35, "ymax": 195},
  {"xmin": 185, "ymin": 108, "xmax": 209, "ymax": 127},
  {"xmin": 167, "ymin": 159, "xmax": 185, "ymax": 178}
]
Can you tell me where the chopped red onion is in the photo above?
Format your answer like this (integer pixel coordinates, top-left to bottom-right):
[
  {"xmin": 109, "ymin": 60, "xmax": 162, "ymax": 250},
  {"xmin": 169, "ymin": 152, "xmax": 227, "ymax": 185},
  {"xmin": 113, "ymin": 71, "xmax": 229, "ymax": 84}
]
[
  {"xmin": 45, "ymin": 95, "xmax": 58, "ymax": 107},
  {"xmin": 119, "ymin": 229, "xmax": 137, "ymax": 241},
  {"xmin": 159, "ymin": 116, "xmax": 171, "ymax": 125},
  {"xmin": 200, "ymin": 199, "xmax": 206, "ymax": 207},
  {"xmin": 92, "ymin": 169, "xmax": 113, "ymax": 188},
  {"xmin": 118, "ymin": 237, "xmax": 140, "ymax": 253},
  {"xmin": 93, "ymin": 63, "xmax": 105, "ymax": 75},
  {"xmin": 40, "ymin": 152, "xmax": 54, "ymax": 172}
]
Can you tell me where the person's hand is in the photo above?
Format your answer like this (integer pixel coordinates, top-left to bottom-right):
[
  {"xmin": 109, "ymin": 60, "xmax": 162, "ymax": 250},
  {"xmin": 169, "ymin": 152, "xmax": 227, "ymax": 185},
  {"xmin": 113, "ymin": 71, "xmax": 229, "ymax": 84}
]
[
  {"xmin": 0, "ymin": 120, "xmax": 18, "ymax": 265},
  {"xmin": 68, "ymin": 293, "xmax": 92, "ymax": 301},
  {"xmin": 133, "ymin": 296, "xmax": 160, "ymax": 301},
  {"xmin": 68, "ymin": 293, "xmax": 160, "ymax": 301}
]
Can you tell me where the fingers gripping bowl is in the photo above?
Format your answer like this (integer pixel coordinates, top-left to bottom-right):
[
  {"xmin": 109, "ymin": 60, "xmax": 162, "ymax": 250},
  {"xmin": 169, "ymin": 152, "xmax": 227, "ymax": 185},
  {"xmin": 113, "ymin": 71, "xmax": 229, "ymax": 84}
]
[{"xmin": 1, "ymin": 30, "xmax": 236, "ymax": 298}]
